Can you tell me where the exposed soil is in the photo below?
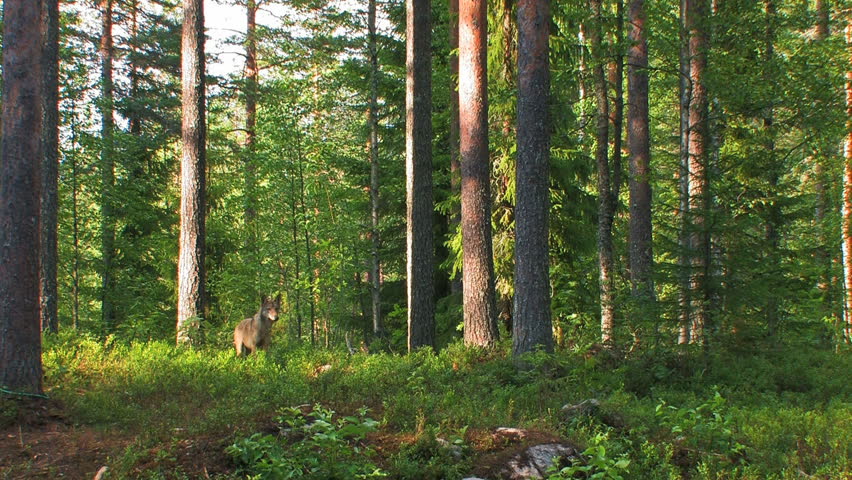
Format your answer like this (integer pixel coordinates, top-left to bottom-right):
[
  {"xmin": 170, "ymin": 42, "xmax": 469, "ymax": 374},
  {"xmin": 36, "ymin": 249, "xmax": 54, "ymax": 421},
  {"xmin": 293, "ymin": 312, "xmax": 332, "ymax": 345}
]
[{"xmin": 1, "ymin": 399, "xmax": 566, "ymax": 479}]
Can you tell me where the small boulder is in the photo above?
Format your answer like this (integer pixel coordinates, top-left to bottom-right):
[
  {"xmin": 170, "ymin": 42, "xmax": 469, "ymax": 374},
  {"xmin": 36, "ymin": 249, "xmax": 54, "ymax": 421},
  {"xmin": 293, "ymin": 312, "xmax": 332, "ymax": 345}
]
[{"xmin": 503, "ymin": 443, "xmax": 577, "ymax": 479}]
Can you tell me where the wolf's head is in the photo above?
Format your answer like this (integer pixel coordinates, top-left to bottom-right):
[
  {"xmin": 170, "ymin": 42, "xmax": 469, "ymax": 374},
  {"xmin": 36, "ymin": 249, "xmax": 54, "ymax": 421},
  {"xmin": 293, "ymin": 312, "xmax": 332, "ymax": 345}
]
[{"xmin": 261, "ymin": 294, "xmax": 281, "ymax": 322}]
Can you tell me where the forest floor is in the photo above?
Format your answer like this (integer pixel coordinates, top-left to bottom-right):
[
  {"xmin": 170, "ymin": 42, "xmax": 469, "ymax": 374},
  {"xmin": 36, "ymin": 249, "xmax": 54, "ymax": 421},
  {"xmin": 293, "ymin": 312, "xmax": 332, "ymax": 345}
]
[
  {"xmin": 0, "ymin": 397, "xmax": 565, "ymax": 479},
  {"xmin": 1, "ymin": 333, "xmax": 851, "ymax": 479}
]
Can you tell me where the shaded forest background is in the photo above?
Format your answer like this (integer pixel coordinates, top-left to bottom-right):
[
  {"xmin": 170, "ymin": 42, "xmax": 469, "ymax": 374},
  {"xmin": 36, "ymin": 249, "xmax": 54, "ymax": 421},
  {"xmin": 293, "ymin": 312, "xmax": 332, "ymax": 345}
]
[{"xmin": 29, "ymin": 0, "xmax": 849, "ymax": 353}]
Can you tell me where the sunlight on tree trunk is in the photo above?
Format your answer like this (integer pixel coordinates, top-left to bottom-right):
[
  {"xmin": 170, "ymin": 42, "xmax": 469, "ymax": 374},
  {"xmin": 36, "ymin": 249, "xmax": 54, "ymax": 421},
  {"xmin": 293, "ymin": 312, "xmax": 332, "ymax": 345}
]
[
  {"xmin": 677, "ymin": 0, "xmax": 691, "ymax": 345},
  {"xmin": 586, "ymin": 0, "xmax": 615, "ymax": 347},
  {"xmin": 687, "ymin": 0, "xmax": 710, "ymax": 346},
  {"xmin": 843, "ymin": 22, "xmax": 852, "ymax": 346},
  {"xmin": 177, "ymin": 0, "xmax": 207, "ymax": 345},
  {"xmin": 460, "ymin": 0, "xmax": 499, "ymax": 347},
  {"xmin": 627, "ymin": 0, "xmax": 654, "ymax": 315}
]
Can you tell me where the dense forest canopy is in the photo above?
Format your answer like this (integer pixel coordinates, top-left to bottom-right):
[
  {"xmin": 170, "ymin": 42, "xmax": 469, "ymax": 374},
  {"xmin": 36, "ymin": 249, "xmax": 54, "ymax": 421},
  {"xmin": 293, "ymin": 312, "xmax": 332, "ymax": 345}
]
[
  {"xmin": 1, "ymin": 0, "xmax": 851, "ymax": 351},
  {"xmin": 1, "ymin": 0, "xmax": 851, "ymax": 478}
]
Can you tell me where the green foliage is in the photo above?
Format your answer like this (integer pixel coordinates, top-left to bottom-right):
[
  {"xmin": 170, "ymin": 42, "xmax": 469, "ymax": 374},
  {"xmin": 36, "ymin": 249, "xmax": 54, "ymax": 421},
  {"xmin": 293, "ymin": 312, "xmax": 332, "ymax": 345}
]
[
  {"xmin": 655, "ymin": 389, "xmax": 746, "ymax": 459},
  {"xmin": 547, "ymin": 433, "xmax": 631, "ymax": 480},
  {"xmin": 226, "ymin": 405, "xmax": 385, "ymax": 479},
  {"xmin": 389, "ymin": 426, "xmax": 471, "ymax": 480}
]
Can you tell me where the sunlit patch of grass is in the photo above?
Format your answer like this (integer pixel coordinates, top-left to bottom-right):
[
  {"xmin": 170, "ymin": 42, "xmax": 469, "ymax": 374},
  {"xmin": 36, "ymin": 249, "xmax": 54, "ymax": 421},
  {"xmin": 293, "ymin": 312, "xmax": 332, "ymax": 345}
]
[{"xmin": 38, "ymin": 330, "xmax": 852, "ymax": 478}]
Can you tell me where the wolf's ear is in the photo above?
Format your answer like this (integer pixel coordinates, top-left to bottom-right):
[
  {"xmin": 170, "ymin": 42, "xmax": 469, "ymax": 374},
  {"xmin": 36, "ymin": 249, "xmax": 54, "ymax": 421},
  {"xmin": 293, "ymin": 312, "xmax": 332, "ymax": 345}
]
[
  {"xmin": 275, "ymin": 293, "xmax": 282, "ymax": 304},
  {"xmin": 261, "ymin": 294, "xmax": 268, "ymax": 305}
]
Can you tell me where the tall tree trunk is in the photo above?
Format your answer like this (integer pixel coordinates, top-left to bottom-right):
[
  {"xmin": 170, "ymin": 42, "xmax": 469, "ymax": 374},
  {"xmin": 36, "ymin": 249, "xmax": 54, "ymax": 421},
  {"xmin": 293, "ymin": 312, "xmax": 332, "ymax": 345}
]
[
  {"xmin": 627, "ymin": 0, "xmax": 654, "ymax": 306},
  {"xmin": 296, "ymin": 140, "xmax": 316, "ymax": 345},
  {"xmin": 587, "ymin": 0, "xmax": 615, "ymax": 346},
  {"xmin": 176, "ymin": 0, "xmax": 207, "ymax": 344},
  {"xmin": 843, "ymin": 21, "xmax": 852, "ymax": 345},
  {"xmin": 813, "ymin": 0, "xmax": 833, "ymax": 329},
  {"xmin": 513, "ymin": 0, "xmax": 553, "ymax": 356},
  {"xmin": 71, "ymin": 102, "xmax": 81, "ymax": 330},
  {"xmin": 609, "ymin": 0, "xmax": 624, "ymax": 200},
  {"xmin": 0, "ymin": 0, "xmax": 44, "ymax": 394},
  {"xmin": 687, "ymin": 0, "xmax": 711, "ymax": 345},
  {"xmin": 460, "ymin": 0, "xmax": 499, "ymax": 347},
  {"xmin": 678, "ymin": 0, "xmax": 692, "ymax": 345},
  {"xmin": 406, "ymin": 0, "xmax": 436, "ymax": 351},
  {"xmin": 41, "ymin": 0, "xmax": 61, "ymax": 334},
  {"xmin": 368, "ymin": 0, "xmax": 384, "ymax": 335},
  {"xmin": 449, "ymin": 0, "xmax": 462, "ymax": 296},
  {"xmin": 501, "ymin": 0, "xmax": 516, "ymax": 135},
  {"xmin": 244, "ymin": 0, "xmax": 259, "ymax": 291},
  {"xmin": 99, "ymin": 0, "xmax": 116, "ymax": 330},
  {"xmin": 763, "ymin": 0, "xmax": 780, "ymax": 338},
  {"xmin": 290, "ymin": 177, "xmax": 303, "ymax": 341}
]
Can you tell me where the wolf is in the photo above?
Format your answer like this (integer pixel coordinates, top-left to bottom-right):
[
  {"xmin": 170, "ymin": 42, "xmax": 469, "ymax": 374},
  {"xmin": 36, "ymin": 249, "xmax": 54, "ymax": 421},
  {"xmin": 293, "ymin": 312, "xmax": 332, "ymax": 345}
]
[{"xmin": 234, "ymin": 294, "xmax": 281, "ymax": 356}]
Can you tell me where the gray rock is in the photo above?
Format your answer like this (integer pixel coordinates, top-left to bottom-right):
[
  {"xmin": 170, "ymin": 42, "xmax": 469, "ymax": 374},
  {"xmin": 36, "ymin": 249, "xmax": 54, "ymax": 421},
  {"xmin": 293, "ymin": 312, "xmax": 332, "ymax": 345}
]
[{"xmin": 503, "ymin": 443, "xmax": 577, "ymax": 479}]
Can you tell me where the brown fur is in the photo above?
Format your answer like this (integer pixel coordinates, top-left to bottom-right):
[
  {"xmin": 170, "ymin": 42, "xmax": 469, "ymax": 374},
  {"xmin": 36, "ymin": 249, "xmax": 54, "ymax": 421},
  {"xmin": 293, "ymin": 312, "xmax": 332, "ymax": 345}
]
[{"xmin": 234, "ymin": 294, "xmax": 281, "ymax": 356}]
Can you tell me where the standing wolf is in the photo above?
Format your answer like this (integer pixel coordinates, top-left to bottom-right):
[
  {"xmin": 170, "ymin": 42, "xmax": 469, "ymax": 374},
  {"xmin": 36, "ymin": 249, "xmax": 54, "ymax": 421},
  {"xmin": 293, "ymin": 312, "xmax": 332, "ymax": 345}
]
[{"xmin": 234, "ymin": 294, "xmax": 281, "ymax": 356}]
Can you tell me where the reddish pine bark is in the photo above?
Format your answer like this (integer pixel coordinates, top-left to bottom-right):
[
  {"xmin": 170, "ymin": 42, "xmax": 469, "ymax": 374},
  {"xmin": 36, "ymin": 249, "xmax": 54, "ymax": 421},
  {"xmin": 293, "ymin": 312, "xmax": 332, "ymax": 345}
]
[
  {"xmin": 460, "ymin": 0, "xmax": 499, "ymax": 347},
  {"xmin": 177, "ymin": 0, "xmax": 207, "ymax": 344},
  {"xmin": 627, "ymin": 0, "xmax": 654, "ymax": 303},
  {"xmin": 687, "ymin": 0, "xmax": 711, "ymax": 345},
  {"xmin": 513, "ymin": 0, "xmax": 553, "ymax": 356},
  {"xmin": 678, "ymin": 0, "xmax": 691, "ymax": 344},
  {"xmin": 406, "ymin": 0, "xmax": 435, "ymax": 351},
  {"xmin": 0, "ymin": 0, "xmax": 44, "ymax": 394}
]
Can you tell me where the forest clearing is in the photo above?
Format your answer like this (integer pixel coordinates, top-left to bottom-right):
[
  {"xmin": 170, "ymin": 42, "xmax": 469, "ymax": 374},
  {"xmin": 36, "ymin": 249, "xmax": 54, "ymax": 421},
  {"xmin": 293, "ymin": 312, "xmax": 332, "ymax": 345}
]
[{"xmin": 1, "ymin": 0, "xmax": 851, "ymax": 478}]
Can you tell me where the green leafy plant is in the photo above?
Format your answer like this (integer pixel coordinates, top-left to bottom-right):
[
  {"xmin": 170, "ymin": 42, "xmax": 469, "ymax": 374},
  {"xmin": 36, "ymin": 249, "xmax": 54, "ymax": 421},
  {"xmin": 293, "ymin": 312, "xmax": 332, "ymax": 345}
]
[
  {"xmin": 655, "ymin": 389, "xmax": 747, "ymax": 458},
  {"xmin": 226, "ymin": 404, "xmax": 386, "ymax": 479},
  {"xmin": 547, "ymin": 433, "xmax": 630, "ymax": 480}
]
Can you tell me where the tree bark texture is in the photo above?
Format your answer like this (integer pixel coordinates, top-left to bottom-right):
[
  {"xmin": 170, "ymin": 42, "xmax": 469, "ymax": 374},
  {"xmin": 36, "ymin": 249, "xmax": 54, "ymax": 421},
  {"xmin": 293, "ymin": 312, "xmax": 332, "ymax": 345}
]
[
  {"xmin": 513, "ymin": 0, "xmax": 553, "ymax": 356},
  {"xmin": 460, "ymin": 0, "xmax": 499, "ymax": 347},
  {"xmin": 368, "ymin": 0, "xmax": 384, "ymax": 335},
  {"xmin": 100, "ymin": 0, "xmax": 116, "ymax": 329},
  {"xmin": 843, "ymin": 22, "xmax": 852, "ymax": 345},
  {"xmin": 244, "ymin": 0, "xmax": 259, "ymax": 290},
  {"xmin": 177, "ymin": 0, "xmax": 207, "ymax": 344},
  {"xmin": 627, "ymin": 0, "xmax": 654, "ymax": 302},
  {"xmin": 678, "ymin": 0, "xmax": 692, "ymax": 345},
  {"xmin": 687, "ymin": 0, "xmax": 711, "ymax": 345},
  {"xmin": 0, "ymin": 0, "xmax": 44, "ymax": 394},
  {"xmin": 40, "ymin": 0, "xmax": 61, "ymax": 334},
  {"xmin": 816, "ymin": 0, "xmax": 829, "ymax": 39},
  {"xmin": 609, "ymin": 0, "xmax": 624, "ymax": 201},
  {"xmin": 406, "ymin": 0, "xmax": 435, "ymax": 351},
  {"xmin": 449, "ymin": 0, "xmax": 462, "ymax": 296},
  {"xmin": 587, "ymin": 0, "xmax": 615, "ymax": 346}
]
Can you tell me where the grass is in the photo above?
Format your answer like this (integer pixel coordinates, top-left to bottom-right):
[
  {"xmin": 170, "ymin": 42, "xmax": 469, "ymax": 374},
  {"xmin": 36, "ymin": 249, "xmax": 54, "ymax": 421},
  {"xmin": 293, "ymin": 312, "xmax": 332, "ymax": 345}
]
[{"xmin": 18, "ymin": 330, "xmax": 852, "ymax": 479}]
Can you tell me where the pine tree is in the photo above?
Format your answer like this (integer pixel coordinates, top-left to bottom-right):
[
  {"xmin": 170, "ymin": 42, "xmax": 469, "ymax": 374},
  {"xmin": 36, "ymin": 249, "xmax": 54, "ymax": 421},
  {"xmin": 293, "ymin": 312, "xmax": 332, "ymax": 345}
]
[
  {"xmin": 513, "ymin": 0, "xmax": 553, "ymax": 356},
  {"xmin": 0, "ymin": 0, "xmax": 45, "ymax": 395},
  {"xmin": 176, "ymin": 0, "xmax": 207, "ymax": 344},
  {"xmin": 406, "ymin": 0, "xmax": 436, "ymax": 351}
]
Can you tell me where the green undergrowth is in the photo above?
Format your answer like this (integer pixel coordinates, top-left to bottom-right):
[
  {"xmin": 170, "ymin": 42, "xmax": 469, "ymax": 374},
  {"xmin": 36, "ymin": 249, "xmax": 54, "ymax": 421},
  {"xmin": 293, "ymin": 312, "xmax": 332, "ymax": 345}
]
[{"xmin": 37, "ymin": 331, "xmax": 852, "ymax": 479}]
